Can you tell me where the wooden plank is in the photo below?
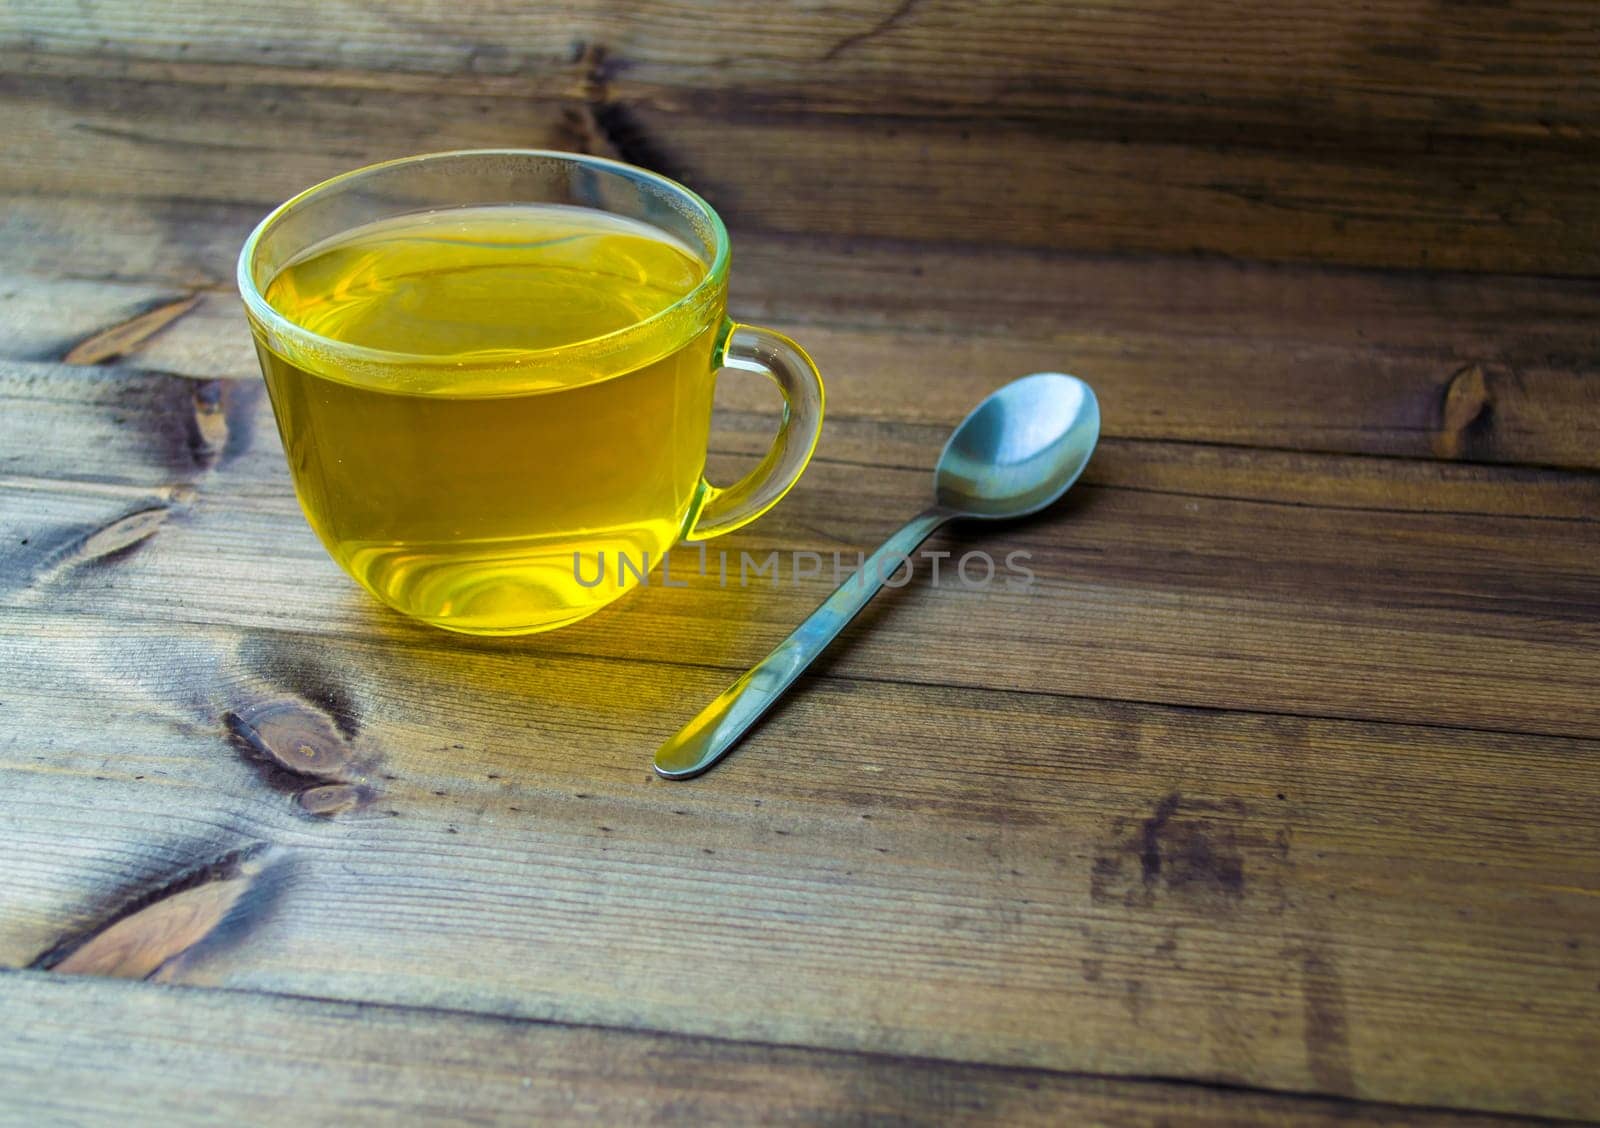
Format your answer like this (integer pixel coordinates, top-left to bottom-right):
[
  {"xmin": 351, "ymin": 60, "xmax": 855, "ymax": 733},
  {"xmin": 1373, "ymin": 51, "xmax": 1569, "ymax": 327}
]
[
  {"xmin": 622, "ymin": 107, "xmax": 1600, "ymax": 275},
  {"xmin": 2, "ymin": 69, "xmax": 1598, "ymax": 273},
  {"xmin": 12, "ymin": 344, "xmax": 1599, "ymax": 521},
  {"xmin": 5, "ymin": 0, "xmax": 1596, "ymax": 144},
  {"xmin": 5, "ymin": 241, "xmax": 1600, "ymax": 472},
  {"xmin": 1, "ymin": 608, "xmax": 1597, "ymax": 1118},
  {"xmin": 0, "ymin": 195, "xmax": 250, "ymax": 289},
  {"xmin": 0, "ymin": 974, "xmax": 1537, "ymax": 1127},
  {"xmin": 10, "ymin": 462, "xmax": 1599, "ymax": 740},
  {"xmin": 17, "ymin": 283, "xmax": 1600, "ymax": 472},
  {"xmin": 734, "ymin": 240, "xmax": 1600, "ymax": 374},
  {"xmin": 0, "ymin": 72, "xmax": 571, "ymax": 211},
  {"xmin": 6, "ymin": 192, "xmax": 1599, "ymax": 470},
  {"xmin": 3, "ymin": 358, "xmax": 1597, "ymax": 740},
  {"xmin": 7, "ymin": 194, "xmax": 1600, "ymax": 361}
]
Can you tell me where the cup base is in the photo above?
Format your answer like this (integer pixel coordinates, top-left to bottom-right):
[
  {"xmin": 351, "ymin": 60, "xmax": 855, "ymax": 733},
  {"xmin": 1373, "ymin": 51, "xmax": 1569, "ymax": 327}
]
[{"xmin": 409, "ymin": 602, "xmax": 609, "ymax": 637}]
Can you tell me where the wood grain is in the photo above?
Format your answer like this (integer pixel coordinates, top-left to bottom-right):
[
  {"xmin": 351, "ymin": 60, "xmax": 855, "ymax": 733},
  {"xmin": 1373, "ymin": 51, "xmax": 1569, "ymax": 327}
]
[
  {"xmin": 4, "ymin": 195, "xmax": 1599, "ymax": 471},
  {"xmin": 3, "ymin": 38, "xmax": 1599, "ymax": 1118},
  {"xmin": 44, "ymin": 848, "xmax": 270, "ymax": 980},
  {"xmin": 1, "ymin": 341, "xmax": 1597, "ymax": 1114},
  {"xmin": 0, "ymin": 974, "xmax": 1541, "ymax": 1127},
  {"xmin": 6, "ymin": 194, "xmax": 1600, "ymax": 360},
  {"xmin": 2, "ymin": 602, "xmax": 1597, "ymax": 1117},
  {"xmin": 2, "ymin": 63, "xmax": 1598, "ymax": 272},
  {"xmin": 60, "ymin": 294, "xmax": 200, "ymax": 365},
  {"xmin": 6, "ymin": 0, "xmax": 1596, "ymax": 143},
  {"xmin": 4, "ymin": 359, "xmax": 1598, "ymax": 741},
  {"xmin": 15, "ymin": 284, "xmax": 1600, "ymax": 471},
  {"xmin": 9, "ymin": 189, "xmax": 1600, "ymax": 367}
]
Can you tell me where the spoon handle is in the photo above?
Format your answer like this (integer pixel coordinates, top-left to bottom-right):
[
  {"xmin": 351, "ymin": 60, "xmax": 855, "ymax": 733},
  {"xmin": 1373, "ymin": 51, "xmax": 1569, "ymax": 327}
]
[{"xmin": 654, "ymin": 506, "xmax": 953, "ymax": 779}]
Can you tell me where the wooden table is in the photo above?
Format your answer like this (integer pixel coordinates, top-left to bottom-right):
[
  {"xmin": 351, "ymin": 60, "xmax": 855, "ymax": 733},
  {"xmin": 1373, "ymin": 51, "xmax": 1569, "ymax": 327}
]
[{"xmin": 2, "ymin": 3, "xmax": 1598, "ymax": 1124}]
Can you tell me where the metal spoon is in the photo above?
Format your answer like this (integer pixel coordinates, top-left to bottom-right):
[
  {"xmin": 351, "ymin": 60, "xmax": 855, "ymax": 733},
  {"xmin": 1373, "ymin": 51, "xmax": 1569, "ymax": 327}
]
[{"xmin": 655, "ymin": 372, "xmax": 1101, "ymax": 780}]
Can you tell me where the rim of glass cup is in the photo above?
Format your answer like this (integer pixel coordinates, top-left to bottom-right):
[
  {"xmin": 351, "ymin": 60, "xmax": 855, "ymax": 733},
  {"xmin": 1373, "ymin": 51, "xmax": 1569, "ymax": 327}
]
[{"xmin": 235, "ymin": 149, "xmax": 732, "ymax": 384}]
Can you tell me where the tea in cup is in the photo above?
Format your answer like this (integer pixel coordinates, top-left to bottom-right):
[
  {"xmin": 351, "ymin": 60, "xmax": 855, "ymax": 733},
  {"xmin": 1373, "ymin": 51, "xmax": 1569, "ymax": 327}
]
[{"xmin": 238, "ymin": 150, "xmax": 823, "ymax": 635}]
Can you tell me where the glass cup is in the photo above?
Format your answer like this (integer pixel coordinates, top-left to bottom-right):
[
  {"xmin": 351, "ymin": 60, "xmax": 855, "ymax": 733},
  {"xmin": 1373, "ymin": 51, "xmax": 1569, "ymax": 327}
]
[{"xmin": 237, "ymin": 150, "xmax": 823, "ymax": 635}]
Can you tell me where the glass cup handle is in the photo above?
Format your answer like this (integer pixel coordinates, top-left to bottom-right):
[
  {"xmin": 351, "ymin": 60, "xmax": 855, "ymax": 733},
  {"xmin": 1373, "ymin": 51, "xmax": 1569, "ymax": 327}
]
[{"xmin": 688, "ymin": 322, "xmax": 825, "ymax": 540}]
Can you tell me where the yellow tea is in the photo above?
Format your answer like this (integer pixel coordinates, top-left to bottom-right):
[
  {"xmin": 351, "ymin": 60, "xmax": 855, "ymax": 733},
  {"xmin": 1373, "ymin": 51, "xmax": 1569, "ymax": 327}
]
[{"xmin": 258, "ymin": 204, "xmax": 717, "ymax": 634}]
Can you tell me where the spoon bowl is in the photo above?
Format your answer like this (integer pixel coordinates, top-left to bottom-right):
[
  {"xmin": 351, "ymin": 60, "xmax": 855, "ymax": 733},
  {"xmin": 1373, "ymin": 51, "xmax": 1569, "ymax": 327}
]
[{"xmin": 934, "ymin": 372, "xmax": 1100, "ymax": 519}]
